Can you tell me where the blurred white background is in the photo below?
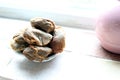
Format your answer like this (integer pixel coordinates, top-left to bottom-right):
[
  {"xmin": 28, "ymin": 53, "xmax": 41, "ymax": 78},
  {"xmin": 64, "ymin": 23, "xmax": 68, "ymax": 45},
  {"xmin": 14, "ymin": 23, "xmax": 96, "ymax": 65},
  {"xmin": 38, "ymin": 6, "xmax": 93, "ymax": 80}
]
[{"xmin": 0, "ymin": 0, "xmax": 119, "ymax": 29}]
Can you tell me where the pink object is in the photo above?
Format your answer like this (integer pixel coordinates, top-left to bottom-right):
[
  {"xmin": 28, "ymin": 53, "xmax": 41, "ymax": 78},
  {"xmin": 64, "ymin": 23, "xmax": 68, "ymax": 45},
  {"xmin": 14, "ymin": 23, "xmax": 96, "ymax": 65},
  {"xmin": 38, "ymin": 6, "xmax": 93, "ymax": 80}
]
[{"xmin": 96, "ymin": 6, "xmax": 120, "ymax": 54}]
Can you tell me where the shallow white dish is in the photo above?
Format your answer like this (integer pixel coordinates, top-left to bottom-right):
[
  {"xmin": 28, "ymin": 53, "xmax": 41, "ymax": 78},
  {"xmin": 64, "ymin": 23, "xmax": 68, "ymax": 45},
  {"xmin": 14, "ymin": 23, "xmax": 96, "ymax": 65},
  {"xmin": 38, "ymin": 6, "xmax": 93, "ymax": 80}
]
[{"xmin": 33, "ymin": 54, "xmax": 58, "ymax": 62}]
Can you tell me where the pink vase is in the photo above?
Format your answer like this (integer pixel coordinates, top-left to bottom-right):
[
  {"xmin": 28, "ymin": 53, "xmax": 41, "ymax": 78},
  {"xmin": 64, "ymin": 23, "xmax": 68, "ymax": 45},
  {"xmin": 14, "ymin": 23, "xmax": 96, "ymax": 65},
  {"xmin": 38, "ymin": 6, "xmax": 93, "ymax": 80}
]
[{"xmin": 96, "ymin": 6, "xmax": 120, "ymax": 54}]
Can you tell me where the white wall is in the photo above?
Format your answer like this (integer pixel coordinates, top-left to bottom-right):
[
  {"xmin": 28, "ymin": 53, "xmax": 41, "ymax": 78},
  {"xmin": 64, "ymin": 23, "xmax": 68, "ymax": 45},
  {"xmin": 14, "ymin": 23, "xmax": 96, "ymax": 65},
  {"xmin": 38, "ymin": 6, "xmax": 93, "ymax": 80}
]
[{"xmin": 0, "ymin": 0, "xmax": 119, "ymax": 29}]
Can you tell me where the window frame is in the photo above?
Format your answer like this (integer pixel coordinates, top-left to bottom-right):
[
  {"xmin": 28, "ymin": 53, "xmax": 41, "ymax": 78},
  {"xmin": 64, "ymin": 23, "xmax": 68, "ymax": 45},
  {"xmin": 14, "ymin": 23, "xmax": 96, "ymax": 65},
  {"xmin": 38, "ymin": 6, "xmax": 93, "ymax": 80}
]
[{"xmin": 0, "ymin": 0, "xmax": 119, "ymax": 29}]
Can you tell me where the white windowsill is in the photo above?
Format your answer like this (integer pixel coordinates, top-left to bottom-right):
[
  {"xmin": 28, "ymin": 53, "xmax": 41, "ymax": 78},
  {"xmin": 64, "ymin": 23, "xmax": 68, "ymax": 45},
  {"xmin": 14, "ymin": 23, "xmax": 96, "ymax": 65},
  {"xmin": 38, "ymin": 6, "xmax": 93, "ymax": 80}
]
[{"xmin": 1, "ymin": 17, "xmax": 120, "ymax": 80}]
